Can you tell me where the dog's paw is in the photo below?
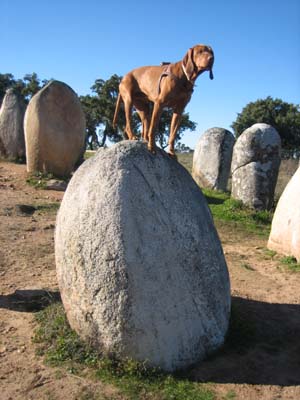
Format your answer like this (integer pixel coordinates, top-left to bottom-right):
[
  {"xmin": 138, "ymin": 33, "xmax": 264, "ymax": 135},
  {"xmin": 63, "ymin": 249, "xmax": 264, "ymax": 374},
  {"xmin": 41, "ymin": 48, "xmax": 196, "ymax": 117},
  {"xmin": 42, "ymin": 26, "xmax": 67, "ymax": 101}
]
[
  {"xmin": 128, "ymin": 135, "xmax": 139, "ymax": 141},
  {"xmin": 147, "ymin": 145, "xmax": 156, "ymax": 155},
  {"xmin": 167, "ymin": 151, "xmax": 177, "ymax": 160}
]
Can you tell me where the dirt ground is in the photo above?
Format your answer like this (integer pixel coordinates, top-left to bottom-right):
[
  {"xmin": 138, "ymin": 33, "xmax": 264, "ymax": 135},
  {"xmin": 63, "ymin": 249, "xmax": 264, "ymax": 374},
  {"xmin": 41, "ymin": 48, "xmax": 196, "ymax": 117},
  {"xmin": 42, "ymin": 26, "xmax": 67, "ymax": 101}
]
[{"xmin": 0, "ymin": 160, "xmax": 300, "ymax": 400}]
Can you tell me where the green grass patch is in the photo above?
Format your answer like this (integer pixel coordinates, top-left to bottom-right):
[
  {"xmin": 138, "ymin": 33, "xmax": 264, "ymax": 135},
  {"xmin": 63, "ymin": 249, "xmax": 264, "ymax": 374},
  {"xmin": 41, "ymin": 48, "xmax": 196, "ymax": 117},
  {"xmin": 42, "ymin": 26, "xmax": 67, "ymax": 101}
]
[
  {"xmin": 0, "ymin": 155, "xmax": 26, "ymax": 164},
  {"xmin": 240, "ymin": 263, "xmax": 255, "ymax": 271},
  {"xmin": 222, "ymin": 390, "xmax": 237, "ymax": 400},
  {"xmin": 26, "ymin": 172, "xmax": 55, "ymax": 189},
  {"xmin": 33, "ymin": 303, "xmax": 214, "ymax": 400},
  {"xmin": 262, "ymin": 249, "xmax": 277, "ymax": 259},
  {"xmin": 280, "ymin": 256, "xmax": 300, "ymax": 272},
  {"xmin": 202, "ymin": 188, "xmax": 272, "ymax": 236},
  {"xmin": 33, "ymin": 303, "xmax": 98, "ymax": 366},
  {"xmin": 26, "ymin": 171, "xmax": 69, "ymax": 189},
  {"xmin": 177, "ymin": 152, "xmax": 273, "ymax": 236},
  {"xmin": 84, "ymin": 150, "xmax": 97, "ymax": 160}
]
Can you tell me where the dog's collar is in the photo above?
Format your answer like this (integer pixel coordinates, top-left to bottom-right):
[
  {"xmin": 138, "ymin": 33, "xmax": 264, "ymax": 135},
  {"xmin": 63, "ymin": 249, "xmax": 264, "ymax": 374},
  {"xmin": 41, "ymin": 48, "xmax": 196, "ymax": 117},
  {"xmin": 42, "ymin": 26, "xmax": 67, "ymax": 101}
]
[{"xmin": 181, "ymin": 62, "xmax": 194, "ymax": 84}]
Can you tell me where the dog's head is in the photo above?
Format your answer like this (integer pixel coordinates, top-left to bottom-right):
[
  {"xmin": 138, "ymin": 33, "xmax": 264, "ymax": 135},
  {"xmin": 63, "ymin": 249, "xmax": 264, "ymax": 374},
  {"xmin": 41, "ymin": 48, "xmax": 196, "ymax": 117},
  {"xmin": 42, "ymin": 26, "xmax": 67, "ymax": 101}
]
[{"xmin": 182, "ymin": 45, "xmax": 214, "ymax": 82}]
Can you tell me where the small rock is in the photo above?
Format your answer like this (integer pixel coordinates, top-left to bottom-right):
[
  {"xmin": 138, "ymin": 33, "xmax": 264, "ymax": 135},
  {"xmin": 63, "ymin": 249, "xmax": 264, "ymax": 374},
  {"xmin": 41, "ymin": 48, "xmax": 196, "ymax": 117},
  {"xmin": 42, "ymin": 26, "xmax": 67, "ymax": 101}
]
[
  {"xmin": 25, "ymin": 226, "xmax": 37, "ymax": 232},
  {"xmin": 43, "ymin": 224, "xmax": 55, "ymax": 230},
  {"xmin": 45, "ymin": 179, "xmax": 67, "ymax": 191},
  {"xmin": 2, "ymin": 207, "xmax": 13, "ymax": 216},
  {"xmin": 17, "ymin": 346, "xmax": 26, "ymax": 353}
]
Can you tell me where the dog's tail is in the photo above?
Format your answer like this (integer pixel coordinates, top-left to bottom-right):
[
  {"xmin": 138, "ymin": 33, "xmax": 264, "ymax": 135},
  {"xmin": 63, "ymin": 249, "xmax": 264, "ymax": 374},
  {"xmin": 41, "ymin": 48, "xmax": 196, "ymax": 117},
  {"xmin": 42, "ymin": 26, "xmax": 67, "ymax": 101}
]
[{"xmin": 113, "ymin": 93, "xmax": 122, "ymax": 129}]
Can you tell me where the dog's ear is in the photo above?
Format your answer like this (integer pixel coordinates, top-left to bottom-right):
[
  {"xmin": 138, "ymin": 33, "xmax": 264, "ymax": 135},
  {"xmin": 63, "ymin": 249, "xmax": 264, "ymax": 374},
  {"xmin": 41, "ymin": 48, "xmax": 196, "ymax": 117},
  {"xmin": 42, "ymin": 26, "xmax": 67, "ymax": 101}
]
[
  {"xmin": 182, "ymin": 48, "xmax": 196, "ymax": 81},
  {"xmin": 208, "ymin": 46, "xmax": 214, "ymax": 80}
]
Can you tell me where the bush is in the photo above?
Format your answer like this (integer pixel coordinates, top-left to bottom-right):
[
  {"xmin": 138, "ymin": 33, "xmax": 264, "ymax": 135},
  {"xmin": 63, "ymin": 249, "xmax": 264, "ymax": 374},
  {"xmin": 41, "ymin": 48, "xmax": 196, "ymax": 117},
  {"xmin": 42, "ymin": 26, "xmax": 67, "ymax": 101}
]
[{"xmin": 231, "ymin": 96, "xmax": 300, "ymax": 149}]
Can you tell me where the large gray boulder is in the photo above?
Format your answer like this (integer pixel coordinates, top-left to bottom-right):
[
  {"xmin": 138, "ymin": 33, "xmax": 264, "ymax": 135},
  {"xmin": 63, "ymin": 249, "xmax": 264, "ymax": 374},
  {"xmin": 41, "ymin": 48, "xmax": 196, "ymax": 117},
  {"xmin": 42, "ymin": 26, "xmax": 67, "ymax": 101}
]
[
  {"xmin": 268, "ymin": 166, "xmax": 300, "ymax": 261},
  {"xmin": 231, "ymin": 123, "xmax": 281, "ymax": 210},
  {"xmin": 24, "ymin": 80, "xmax": 86, "ymax": 177},
  {"xmin": 55, "ymin": 141, "xmax": 231, "ymax": 372},
  {"xmin": 0, "ymin": 89, "xmax": 26, "ymax": 160},
  {"xmin": 192, "ymin": 127, "xmax": 235, "ymax": 191}
]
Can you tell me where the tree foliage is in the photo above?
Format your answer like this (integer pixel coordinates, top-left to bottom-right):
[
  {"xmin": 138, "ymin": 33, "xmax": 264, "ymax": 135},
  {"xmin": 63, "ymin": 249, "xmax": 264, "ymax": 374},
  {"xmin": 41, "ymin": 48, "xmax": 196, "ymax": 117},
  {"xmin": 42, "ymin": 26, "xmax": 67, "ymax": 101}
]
[
  {"xmin": 175, "ymin": 141, "xmax": 193, "ymax": 153},
  {"xmin": 0, "ymin": 72, "xmax": 48, "ymax": 106},
  {"xmin": 80, "ymin": 74, "xmax": 132, "ymax": 149},
  {"xmin": 0, "ymin": 73, "xmax": 15, "ymax": 103},
  {"xmin": 22, "ymin": 73, "xmax": 49, "ymax": 101},
  {"xmin": 231, "ymin": 96, "xmax": 300, "ymax": 149}
]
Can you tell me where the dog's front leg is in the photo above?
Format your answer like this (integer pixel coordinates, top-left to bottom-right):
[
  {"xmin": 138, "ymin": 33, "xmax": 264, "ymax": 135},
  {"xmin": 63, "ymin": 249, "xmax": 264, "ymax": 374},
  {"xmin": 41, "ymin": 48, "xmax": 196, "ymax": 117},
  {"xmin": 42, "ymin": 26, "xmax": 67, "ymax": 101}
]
[{"xmin": 147, "ymin": 102, "xmax": 163, "ymax": 154}]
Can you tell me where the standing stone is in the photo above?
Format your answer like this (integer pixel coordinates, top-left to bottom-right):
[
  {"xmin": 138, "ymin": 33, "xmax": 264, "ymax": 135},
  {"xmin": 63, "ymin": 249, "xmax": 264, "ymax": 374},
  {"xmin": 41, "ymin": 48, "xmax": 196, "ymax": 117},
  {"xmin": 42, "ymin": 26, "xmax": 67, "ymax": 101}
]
[
  {"xmin": 0, "ymin": 89, "xmax": 26, "ymax": 160},
  {"xmin": 268, "ymin": 166, "xmax": 300, "ymax": 261},
  {"xmin": 231, "ymin": 123, "xmax": 281, "ymax": 210},
  {"xmin": 55, "ymin": 141, "xmax": 231, "ymax": 372},
  {"xmin": 192, "ymin": 127, "xmax": 235, "ymax": 191},
  {"xmin": 24, "ymin": 80, "xmax": 86, "ymax": 177}
]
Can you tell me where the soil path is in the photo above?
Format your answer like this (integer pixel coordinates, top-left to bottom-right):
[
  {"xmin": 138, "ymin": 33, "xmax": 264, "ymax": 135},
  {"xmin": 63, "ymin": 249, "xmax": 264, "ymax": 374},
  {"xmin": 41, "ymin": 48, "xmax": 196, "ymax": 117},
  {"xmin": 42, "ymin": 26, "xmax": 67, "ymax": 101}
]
[{"xmin": 0, "ymin": 161, "xmax": 299, "ymax": 400}]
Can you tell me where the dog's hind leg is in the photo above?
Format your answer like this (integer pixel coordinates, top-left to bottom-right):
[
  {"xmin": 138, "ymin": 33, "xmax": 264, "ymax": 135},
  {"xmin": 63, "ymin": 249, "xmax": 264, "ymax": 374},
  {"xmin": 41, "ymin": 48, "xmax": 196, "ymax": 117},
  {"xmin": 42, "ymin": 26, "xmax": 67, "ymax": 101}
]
[
  {"xmin": 168, "ymin": 111, "xmax": 183, "ymax": 156},
  {"xmin": 135, "ymin": 101, "xmax": 151, "ymax": 142},
  {"xmin": 123, "ymin": 98, "xmax": 138, "ymax": 141}
]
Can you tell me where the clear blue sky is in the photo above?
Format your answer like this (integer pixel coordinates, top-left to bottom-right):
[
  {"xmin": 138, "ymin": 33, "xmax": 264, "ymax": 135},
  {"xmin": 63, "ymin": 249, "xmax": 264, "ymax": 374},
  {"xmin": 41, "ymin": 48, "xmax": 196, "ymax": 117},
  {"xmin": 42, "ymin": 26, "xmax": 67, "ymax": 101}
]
[{"xmin": 1, "ymin": 0, "xmax": 299, "ymax": 148}]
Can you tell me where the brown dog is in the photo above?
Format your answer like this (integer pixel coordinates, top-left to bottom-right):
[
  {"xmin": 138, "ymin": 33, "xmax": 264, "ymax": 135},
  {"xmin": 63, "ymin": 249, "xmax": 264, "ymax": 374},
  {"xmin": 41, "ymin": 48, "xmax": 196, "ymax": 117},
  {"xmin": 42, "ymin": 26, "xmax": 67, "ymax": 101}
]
[{"xmin": 113, "ymin": 44, "xmax": 214, "ymax": 156}]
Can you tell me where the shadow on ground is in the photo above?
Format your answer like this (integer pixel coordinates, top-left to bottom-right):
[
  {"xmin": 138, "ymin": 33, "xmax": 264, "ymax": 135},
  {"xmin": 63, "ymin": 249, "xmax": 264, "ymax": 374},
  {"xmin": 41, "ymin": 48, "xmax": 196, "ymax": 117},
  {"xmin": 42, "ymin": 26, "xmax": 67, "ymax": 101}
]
[
  {"xmin": 0, "ymin": 289, "xmax": 61, "ymax": 312},
  {"xmin": 187, "ymin": 296, "xmax": 300, "ymax": 386},
  {"xmin": 204, "ymin": 194, "xmax": 226, "ymax": 205}
]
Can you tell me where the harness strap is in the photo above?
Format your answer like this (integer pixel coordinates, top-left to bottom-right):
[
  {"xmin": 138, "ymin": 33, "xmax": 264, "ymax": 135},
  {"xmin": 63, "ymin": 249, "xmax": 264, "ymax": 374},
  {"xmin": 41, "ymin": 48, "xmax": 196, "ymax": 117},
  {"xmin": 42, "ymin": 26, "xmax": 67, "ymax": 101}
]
[
  {"xmin": 157, "ymin": 64, "xmax": 179, "ymax": 95},
  {"xmin": 157, "ymin": 64, "xmax": 194, "ymax": 95}
]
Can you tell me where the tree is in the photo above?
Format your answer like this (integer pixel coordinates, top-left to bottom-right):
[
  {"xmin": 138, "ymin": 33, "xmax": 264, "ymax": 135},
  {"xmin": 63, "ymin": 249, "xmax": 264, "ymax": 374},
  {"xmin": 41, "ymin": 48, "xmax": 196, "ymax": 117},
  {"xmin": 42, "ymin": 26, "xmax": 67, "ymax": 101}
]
[
  {"xmin": 80, "ymin": 94, "xmax": 102, "ymax": 149},
  {"xmin": 175, "ymin": 141, "xmax": 193, "ymax": 153},
  {"xmin": 0, "ymin": 72, "xmax": 47, "ymax": 106},
  {"xmin": 21, "ymin": 73, "xmax": 48, "ymax": 101},
  {"xmin": 80, "ymin": 74, "xmax": 130, "ymax": 149},
  {"xmin": 0, "ymin": 73, "xmax": 16, "ymax": 105},
  {"xmin": 231, "ymin": 96, "xmax": 300, "ymax": 149}
]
